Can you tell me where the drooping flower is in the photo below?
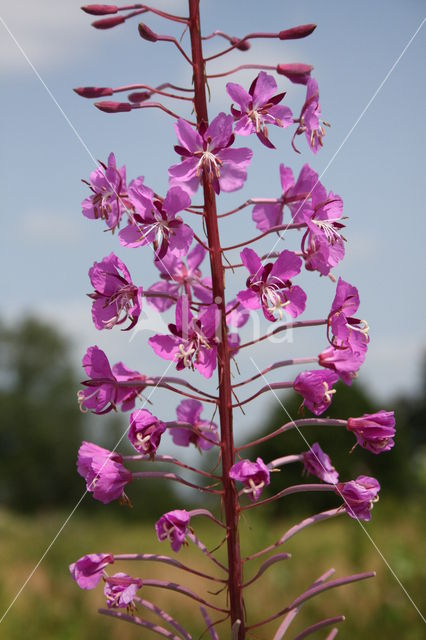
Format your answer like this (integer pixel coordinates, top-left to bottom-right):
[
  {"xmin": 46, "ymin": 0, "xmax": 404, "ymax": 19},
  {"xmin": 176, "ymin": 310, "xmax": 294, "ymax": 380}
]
[
  {"xmin": 252, "ymin": 162, "xmax": 320, "ymax": 231},
  {"xmin": 169, "ymin": 114, "xmax": 253, "ymax": 195},
  {"xmin": 237, "ymin": 247, "xmax": 306, "ymax": 321},
  {"xmin": 128, "ymin": 409, "xmax": 166, "ymax": 456},
  {"xmin": 77, "ymin": 441, "xmax": 132, "ymax": 504},
  {"xmin": 347, "ymin": 411, "xmax": 396, "ymax": 454},
  {"xmin": 226, "ymin": 71, "xmax": 292, "ymax": 148},
  {"xmin": 149, "ymin": 296, "xmax": 219, "ymax": 378},
  {"xmin": 293, "ymin": 78, "xmax": 328, "ymax": 153},
  {"xmin": 104, "ymin": 573, "xmax": 143, "ymax": 609},
  {"xmin": 69, "ymin": 553, "xmax": 114, "ymax": 590},
  {"xmin": 293, "ymin": 369, "xmax": 339, "ymax": 415},
  {"xmin": 119, "ymin": 179, "xmax": 193, "ymax": 260},
  {"xmin": 302, "ymin": 442, "xmax": 339, "ymax": 484},
  {"xmin": 88, "ymin": 253, "xmax": 142, "ymax": 330},
  {"xmin": 78, "ymin": 346, "xmax": 148, "ymax": 414},
  {"xmin": 336, "ymin": 475, "xmax": 380, "ymax": 521},
  {"xmin": 229, "ymin": 457, "xmax": 270, "ymax": 502},
  {"xmin": 81, "ymin": 152, "xmax": 128, "ymax": 230},
  {"xmin": 225, "ymin": 299, "xmax": 250, "ymax": 329},
  {"xmin": 147, "ymin": 244, "xmax": 212, "ymax": 312},
  {"xmin": 328, "ymin": 278, "xmax": 369, "ymax": 349},
  {"xmin": 319, "ymin": 338, "xmax": 367, "ymax": 386},
  {"xmin": 169, "ymin": 399, "xmax": 219, "ymax": 450},
  {"xmin": 155, "ymin": 509, "xmax": 191, "ymax": 552}
]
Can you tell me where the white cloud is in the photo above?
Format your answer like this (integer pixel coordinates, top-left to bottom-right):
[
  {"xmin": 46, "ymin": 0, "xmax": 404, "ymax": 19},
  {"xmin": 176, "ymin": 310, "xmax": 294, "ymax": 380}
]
[{"xmin": 20, "ymin": 210, "xmax": 82, "ymax": 247}]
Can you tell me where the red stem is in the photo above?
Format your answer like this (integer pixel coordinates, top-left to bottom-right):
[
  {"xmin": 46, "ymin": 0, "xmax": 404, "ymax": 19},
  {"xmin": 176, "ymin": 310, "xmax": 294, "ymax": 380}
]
[
  {"xmin": 188, "ymin": 2, "xmax": 245, "ymax": 636},
  {"xmin": 237, "ymin": 418, "xmax": 347, "ymax": 452},
  {"xmin": 207, "ymin": 64, "xmax": 276, "ymax": 79},
  {"xmin": 205, "ymin": 32, "xmax": 280, "ymax": 62},
  {"xmin": 222, "ymin": 222, "xmax": 306, "ymax": 252},
  {"xmin": 236, "ymin": 318, "xmax": 327, "ymax": 350}
]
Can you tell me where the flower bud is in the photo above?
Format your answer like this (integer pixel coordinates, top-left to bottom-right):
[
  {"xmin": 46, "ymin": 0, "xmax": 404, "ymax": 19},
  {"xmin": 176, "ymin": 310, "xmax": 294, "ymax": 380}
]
[
  {"xmin": 128, "ymin": 91, "xmax": 152, "ymax": 103},
  {"xmin": 81, "ymin": 4, "xmax": 118, "ymax": 15},
  {"xmin": 92, "ymin": 15, "xmax": 125, "ymax": 29},
  {"xmin": 230, "ymin": 37, "xmax": 251, "ymax": 51},
  {"xmin": 94, "ymin": 101, "xmax": 132, "ymax": 113},
  {"xmin": 279, "ymin": 24, "xmax": 317, "ymax": 40},
  {"xmin": 276, "ymin": 63, "xmax": 313, "ymax": 85},
  {"xmin": 138, "ymin": 22, "xmax": 159, "ymax": 42},
  {"xmin": 74, "ymin": 86, "xmax": 113, "ymax": 98}
]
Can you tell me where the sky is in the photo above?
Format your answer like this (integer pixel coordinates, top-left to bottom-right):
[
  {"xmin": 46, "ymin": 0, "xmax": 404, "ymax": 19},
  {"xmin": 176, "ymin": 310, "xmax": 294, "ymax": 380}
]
[{"xmin": 1, "ymin": 0, "xmax": 425, "ymax": 437}]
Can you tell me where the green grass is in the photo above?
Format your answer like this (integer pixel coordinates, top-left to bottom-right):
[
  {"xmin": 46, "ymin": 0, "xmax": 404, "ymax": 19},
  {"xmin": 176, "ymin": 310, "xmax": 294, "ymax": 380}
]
[{"xmin": 0, "ymin": 497, "xmax": 424, "ymax": 639}]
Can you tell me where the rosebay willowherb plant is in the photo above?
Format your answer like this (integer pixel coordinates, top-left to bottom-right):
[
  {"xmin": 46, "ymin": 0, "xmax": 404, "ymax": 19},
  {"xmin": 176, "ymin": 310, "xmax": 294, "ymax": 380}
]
[{"xmin": 69, "ymin": 3, "xmax": 396, "ymax": 638}]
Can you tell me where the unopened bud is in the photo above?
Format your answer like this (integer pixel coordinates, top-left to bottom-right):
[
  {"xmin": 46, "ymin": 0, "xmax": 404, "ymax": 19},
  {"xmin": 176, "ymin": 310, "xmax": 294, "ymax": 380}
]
[
  {"xmin": 81, "ymin": 5, "xmax": 118, "ymax": 15},
  {"xmin": 128, "ymin": 91, "xmax": 152, "ymax": 103},
  {"xmin": 279, "ymin": 24, "xmax": 316, "ymax": 40},
  {"xmin": 74, "ymin": 86, "xmax": 113, "ymax": 98},
  {"xmin": 276, "ymin": 63, "xmax": 313, "ymax": 85},
  {"xmin": 94, "ymin": 101, "xmax": 132, "ymax": 113},
  {"xmin": 230, "ymin": 37, "xmax": 251, "ymax": 52},
  {"xmin": 92, "ymin": 15, "xmax": 125, "ymax": 29},
  {"xmin": 138, "ymin": 23, "xmax": 158, "ymax": 42}
]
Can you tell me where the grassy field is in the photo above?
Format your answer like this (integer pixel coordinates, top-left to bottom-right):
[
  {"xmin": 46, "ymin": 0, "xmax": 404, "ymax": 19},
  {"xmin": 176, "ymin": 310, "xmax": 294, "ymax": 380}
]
[{"xmin": 0, "ymin": 498, "xmax": 424, "ymax": 639}]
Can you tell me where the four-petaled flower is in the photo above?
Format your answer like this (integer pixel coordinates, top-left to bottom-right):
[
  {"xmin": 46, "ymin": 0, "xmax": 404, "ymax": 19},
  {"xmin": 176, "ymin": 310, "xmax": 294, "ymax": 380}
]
[
  {"xmin": 149, "ymin": 296, "xmax": 219, "ymax": 378},
  {"xmin": 328, "ymin": 278, "xmax": 369, "ymax": 349},
  {"xmin": 336, "ymin": 475, "xmax": 380, "ymax": 521},
  {"xmin": 155, "ymin": 509, "xmax": 191, "ymax": 552},
  {"xmin": 169, "ymin": 114, "xmax": 253, "ymax": 195},
  {"xmin": 69, "ymin": 553, "xmax": 114, "ymax": 590},
  {"xmin": 347, "ymin": 411, "xmax": 396, "ymax": 454},
  {"xmin": 104, "ymin": 573, "xmax": 143, "ymax": 609},
  {"xmin": 88, "ymin": 252, "xmax": 142, "ymax": 331},
  {"xmin": 229, "ymin": 457, "xmax": 270, "ymax": 502},
  {"xmin": 169, "ymin": 399, "xmax": 219, "ymax": 451},
  {"xmin": 119, "ymin": 179, "xmax": 193, "ymax": 260},
  {"xmin": 77, "ymin": 441, "xmax": 132, "ymax": 504},
  {"xmin": 293, "ymin": 78, "xmax": 328, "ymax": 153},
  {"xmin": 128, "ymin": 409, "xmax": 166, "ymax": 457},
  {"xmin": 294, "ymin": 369, "xmax": 339, "ymax": 415},
  {"xmin": 302, "ymin": 442, "xmax": 339, "ymax": 484},
  {"xmin": 226, "ymin": 71, "xmax": 293, "ymax": 148},
  {"xmin": 237, "ymin": 247, "xmax": 306, "ymax": 321},
  {"xmin": 82, "ymin": 152, "xmax": 128, "ymax": 230},
  {"xmin": 319, "ymin": 334, "xmax": 367, "ymax": 385}
]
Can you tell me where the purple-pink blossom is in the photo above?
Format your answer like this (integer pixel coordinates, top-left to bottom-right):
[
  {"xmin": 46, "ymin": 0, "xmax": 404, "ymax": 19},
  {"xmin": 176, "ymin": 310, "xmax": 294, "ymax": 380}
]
[
  {"xmin": 149, "ymin": 296, "xmax": 219, "ymax": 378},
  {"xmin": 77, "ymin": 441, "xmax": 132, "ymax": 504},
  {"xmin": 293, "ymin": 78, "xmax": 327, "ymax": 153},
  {"xmin": 302, "ymin": 442, "xmax": 339, "ymax": 484},
  {"xmin": 88, "ymin": 252, "xmax": 142, "ymax": 331},
  {"xmin": 294, "ymin": 369, "xmax": 339, "ymax": 415},
  {"xmin": 237, "ymin": 248, "xmax": 306, "ymax": 321},
  {"xmin": 347, "ymin": 411, "xmax": 396, "ymax": 454},
  {"xmin": 119, "ymin": 179, "xmax": 193, "ymax": 260},
  {"xmin": 155, "ymin": 509, "xmax": 191, "ymax": 552},
  {"xmin": 328, "ymin": 278, "xmax": 369, "ymax": 349},
  {"xmin": 226, "ymin": 71, "xmax": 292, "ymax": 148},
  {"xmin": 229, "ymin": 457, "xmax": 270, "ymax": 502},
  {"xmin": 336, "ymin": 475, "xmax": 380, "ymax": 521},
  {"xmin": 128, "ymin": 409, "xmax": 166, "ymax": 456},
  {"xmin": 104, "ymin": 572, "xmax": 143, "ymax": 609},
  {"xmin": 78, "ymin": 346, "xmax": 148, "ymax": 414},
  {"xmin": 169, "ymin": 399, "xmax": 219, "ymax": 450},
  {"xmin": 319, "ymin": 330, "xmax": 368, "ymax": 385},
  {"xmin": 69, "ymin": 553, "xmax": 114, "ymax": 590},
  {"xmin": 302, "ymin": 189, "xmax": 345, "ymax": 276},
  {"xmin": 82, "ymin": 152, "xmax": 128, "ymax": 230},
  {"xmin": 169, "ymin": 114, "xmax": 253, "ymax": 195}
]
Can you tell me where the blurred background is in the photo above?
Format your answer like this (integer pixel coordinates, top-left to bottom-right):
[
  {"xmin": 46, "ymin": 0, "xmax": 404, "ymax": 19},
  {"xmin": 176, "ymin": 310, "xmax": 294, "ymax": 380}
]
[{"xmin": 1, "ymin": 0, "xmax": 425, "ymax": 638}]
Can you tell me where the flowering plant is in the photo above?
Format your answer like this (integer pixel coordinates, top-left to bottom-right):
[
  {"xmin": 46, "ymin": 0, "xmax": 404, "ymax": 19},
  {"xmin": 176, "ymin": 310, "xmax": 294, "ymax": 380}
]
[{"xmin": 70, "ymin": 3, "xmax": 395, "ymax": 638}]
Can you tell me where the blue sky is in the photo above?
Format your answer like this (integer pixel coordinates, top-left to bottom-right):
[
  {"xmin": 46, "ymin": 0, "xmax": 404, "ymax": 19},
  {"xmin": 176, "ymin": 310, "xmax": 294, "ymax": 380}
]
[{"xmin": 1, "ymin": 0, "xmax": 425, "ymax": 433}]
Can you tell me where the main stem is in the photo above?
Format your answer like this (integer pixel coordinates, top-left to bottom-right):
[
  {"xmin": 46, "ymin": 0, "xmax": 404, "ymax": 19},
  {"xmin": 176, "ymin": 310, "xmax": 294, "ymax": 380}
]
[{"xmin": 188, "ymin": 1, "xmax": 245, "ymax": 636}]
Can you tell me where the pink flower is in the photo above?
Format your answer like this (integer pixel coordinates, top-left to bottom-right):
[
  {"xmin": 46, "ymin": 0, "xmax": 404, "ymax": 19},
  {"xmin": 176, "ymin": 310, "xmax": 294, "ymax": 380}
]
[
  {"xmin": 229, "ymin": 457, "xmax": 270, "ymax": 502},
  {"xmin": 294, "ymin": 369, "xmax": 339, "ymax": 415},
  {"xmin": 347, "ymin": 411, "xmax": 396, "ymax": 454},
  {"xmin": 78, "ymin": 346, "xmax": 147, "ymax": 414},
  {"xmin": 293, "ymin": 78, "xmax": 327, "ymax": 153},
  {"xmin": 169, "ymin": 114, "xmax": 253, "ymax": 195},
  {"xmin": 128, "ymin": 409, "xmax": 166, "ymax": 456},
  {"xmin": 169, "ymin": 399, "xmax": 219, "ymax": 450},
  {"xmin": 81, "ymin": 152, "xmax": 128, "ymax": 230},
  {"xmin": 149, "ymin": 296, "xmax": 219, "ymax": 378},
  {"xmin": 104, "ymin": 573, "xmax": 142, "ymax": 609},
  {"xmin": 119, "ymin": 180, "xmax": 193, "ymax": 260},
  {"xmin": 225, "ymin": 299, "xmax": 250, "ymax": 328},
  {"xmin": 336, "ymin": 475, "xmax": 380, "ymax": 521},
  {"xmin": 88, "ymin": 253, "xmax": 142, "ymax": 331},
  {"xmin": 319, "ymin": 334, "xmax": 367, "ymax": 386},
  {"xmin": 328, "ymin": 278, "xmax": 369, "ymax": 349},
  {"xmin": 77, "ymin": 441, "xmax": 132, "ymax": 504},
  {"xmin": 226, "ymin": 71, "xmax": 292, "ymax": 148},
  {"xmin": 147, "ymin": 244, "xmax": 212, "ymax": 312},
  {"xmin": 303, "ymin": 442, "xmax": 339, "ymax": 484},
  {"xmin": 237, "ymin": 248, "xmax": 306, "ymax": 321},
  {"xmin": 69, "ymin": 553, "xmax": 114, "ymax": 590},
  {"xmin": 155, "ymin": 510, "xmax": 191, "ymax": 552}
]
